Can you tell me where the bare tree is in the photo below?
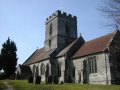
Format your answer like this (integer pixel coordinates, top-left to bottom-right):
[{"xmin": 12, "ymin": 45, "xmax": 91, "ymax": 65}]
[{"xmin": 99, "ymin": 0, "xmax": 120, "ymax": 28}]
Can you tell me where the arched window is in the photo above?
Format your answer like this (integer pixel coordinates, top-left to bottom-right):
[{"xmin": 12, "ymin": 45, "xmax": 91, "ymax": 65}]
[
  {"xmin": 50, "ymin": 23, "xmax": 52, "ymax": 35},
  {"xmin": 46, "ymin": 64, "xmax": 49, "ymax": 76},
  {"xmin": 33, "ymin": 65, "xmax": 36, "ymax": 75},
  {"xmin": 88, "ymin": 56, "xmax": 97, "ymax": 74},
  {"xmin": 36, "ymin": 66, "xmax": 39, "ymax": 76},
  {"xmin": 41, "ymin": 63, "xmax": 45, "ymax": 75},
  {"xmin": 78, "ymin": 72, "xmax": 81, "ymax": 83}
]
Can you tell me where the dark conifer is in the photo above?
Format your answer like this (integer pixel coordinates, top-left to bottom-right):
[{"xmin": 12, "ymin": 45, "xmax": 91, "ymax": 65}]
[{"xmin": 1, "ymin": 37, "xmax": 17, "ymax": 79}]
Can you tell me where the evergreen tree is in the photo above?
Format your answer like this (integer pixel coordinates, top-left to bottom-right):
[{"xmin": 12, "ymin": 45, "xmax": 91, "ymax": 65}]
[
  {"xmin": 1, "ymin": 37, "xmax": 17, "ymax": 78},
  {"xmin": 0, "ymin": 54, "xmax": 2, "ymax": 70}
]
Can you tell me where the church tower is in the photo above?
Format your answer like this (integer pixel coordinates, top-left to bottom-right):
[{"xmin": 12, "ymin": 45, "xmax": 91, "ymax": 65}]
[{"xmin": 44, "ymin": 10, "xmax": 78, "ymax": 53}]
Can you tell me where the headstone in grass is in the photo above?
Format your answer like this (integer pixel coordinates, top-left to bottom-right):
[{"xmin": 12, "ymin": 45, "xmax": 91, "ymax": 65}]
[
  {"xmin": 53, "ymin": 76, "xmax": 58, "ymax": 84},
  {"xmin": 47, "ymin": 76, "xmax": 52, "ymax": 84},
  {"xmin": 35, "ymin": 76, "xmax": 41, "ymax": 84},
  {"xmin": 60, "ymin": 81, "xmax": 64, "ymax": 84},
  {"xmin": 28, "ymin": 76, "xmax": 33, "ymax": 83}
]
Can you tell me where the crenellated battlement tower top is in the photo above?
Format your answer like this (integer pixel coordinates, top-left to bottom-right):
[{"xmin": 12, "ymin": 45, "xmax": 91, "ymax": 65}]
[
  {"xmin": 44, "ymin": 10, "xmax": 78, "ymax": 53},
  {"xmin": 46, "ymin": 10, "xmax": 77, "ymax": 24}
]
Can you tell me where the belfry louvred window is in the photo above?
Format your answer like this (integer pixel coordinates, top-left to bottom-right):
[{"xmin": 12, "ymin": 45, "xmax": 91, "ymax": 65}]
[
  {"xmin": 50, "ymin": 23, "xmax": 52, "ymax": 35},
  {"xmin": 49, "ymin": 40, "xmax": 51, "ymax": 48}
]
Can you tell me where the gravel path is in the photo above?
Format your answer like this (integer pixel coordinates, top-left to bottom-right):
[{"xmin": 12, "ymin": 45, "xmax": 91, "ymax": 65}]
[{"xmin": 3, "ymin": 81, "xmax": 13, "ymax": 90}]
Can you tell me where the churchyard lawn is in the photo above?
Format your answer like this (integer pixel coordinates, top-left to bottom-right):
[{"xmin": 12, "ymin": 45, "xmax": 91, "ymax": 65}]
[
  {"xmin": 0, "ymin": 80, "xmax": 120, "ymax": 90},
  {"xmin": 0, "ymin": 80, "xmax": 6, "ymax": 90}
]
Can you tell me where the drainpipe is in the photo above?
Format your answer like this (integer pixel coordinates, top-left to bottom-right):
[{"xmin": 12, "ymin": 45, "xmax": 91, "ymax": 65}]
[{"xmin": 105, "ymin": 49, "xmax": 109, "ymax": 85}]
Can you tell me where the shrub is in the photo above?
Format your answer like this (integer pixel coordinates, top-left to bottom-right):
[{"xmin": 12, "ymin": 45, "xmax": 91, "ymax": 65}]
[{"xmin": 0, "ymin": 72, "xmax": 7, "ymax": 80}]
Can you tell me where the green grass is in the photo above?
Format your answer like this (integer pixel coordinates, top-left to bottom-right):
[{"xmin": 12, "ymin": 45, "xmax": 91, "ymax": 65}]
[
  {"xmin": 0, "ymin": 80, "xmax": 7, "ymax": 90},
  {"xmin": 1, "ymin": 80, "xmax": 120, "ymax": 90}
]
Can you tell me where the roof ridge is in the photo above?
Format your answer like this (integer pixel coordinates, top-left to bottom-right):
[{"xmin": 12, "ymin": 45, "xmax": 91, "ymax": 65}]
[
  {"xmin": 22, "ymin": 47, "xmax": 44, "ymax": 65},
  {"xmin": 72, "ymin": 30, "xmax": 117, "ymax": 59},
  {"xmin": 86, "ymin": 30, "xmax": 117, "ymax": 43}
]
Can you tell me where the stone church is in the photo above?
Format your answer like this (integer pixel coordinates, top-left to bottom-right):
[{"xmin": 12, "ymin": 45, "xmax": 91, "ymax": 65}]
[{"xmin": 16, "ymin": 10, "xmax": 120, "ymax": 85}]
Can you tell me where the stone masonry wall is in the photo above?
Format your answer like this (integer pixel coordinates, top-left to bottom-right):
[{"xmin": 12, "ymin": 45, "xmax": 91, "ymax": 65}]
[
  {"xmin": 72, "ymin": 52, "xmax": 111, "ymax": 85},
  {"xmin": 29, "ymin": 59, "xmax": 50, "ymax": 81},
  {"xmin": 57, "ymin": 56, "xmax": 65, "ymax": 83}
]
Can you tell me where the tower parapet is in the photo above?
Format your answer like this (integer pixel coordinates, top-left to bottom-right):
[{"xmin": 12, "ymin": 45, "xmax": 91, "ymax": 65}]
[
  {"xmin": 45, "ymin": 10, "xmax": 77, "ymax": 52},
  {"xmin": 46, "ymin": 10, "xmax": 77, "ymax": 24}
]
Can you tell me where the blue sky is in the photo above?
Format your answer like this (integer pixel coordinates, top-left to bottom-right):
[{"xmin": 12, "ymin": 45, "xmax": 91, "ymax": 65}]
[{"xmin": 0, "ymin": 0, "xmax": 114, "ymax": 65}]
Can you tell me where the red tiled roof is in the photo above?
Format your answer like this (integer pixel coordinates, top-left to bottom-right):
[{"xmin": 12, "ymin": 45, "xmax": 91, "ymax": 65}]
[
  {"xmin": 72, "ymin": 31, "xmax": 117, "ymax": 58},
  {"xmin": 23, "ymin": 48, "xmax": 54, "ymax": 65},
  {"xmin": 23, "ymin": 48, "xmax": 45, "ymax": 65}
]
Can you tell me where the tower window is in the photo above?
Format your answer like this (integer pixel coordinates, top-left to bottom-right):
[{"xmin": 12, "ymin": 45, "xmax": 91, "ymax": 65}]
[
  {"xmin": 50, "ymin": 23, "xmax": 52, "ymax": 35},
  {"xmin": 49, "ymin": 40, "xmax": 51, "ymax": 47},
  {"xmin": 65, "ymin": 24, "xmax": 69, "ymax": 34}
]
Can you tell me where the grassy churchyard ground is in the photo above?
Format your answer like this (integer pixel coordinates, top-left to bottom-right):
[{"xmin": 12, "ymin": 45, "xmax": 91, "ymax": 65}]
[{"xmin": 0, "ymin": 80, "xmax": 120, "ymax": 90}]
